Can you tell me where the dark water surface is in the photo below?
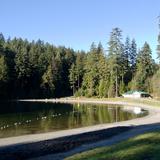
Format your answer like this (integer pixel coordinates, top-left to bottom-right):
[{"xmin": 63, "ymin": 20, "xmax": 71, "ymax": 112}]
[{"xmin": 0, "ymin": 102, "xmax": 148, "ymax": 138}]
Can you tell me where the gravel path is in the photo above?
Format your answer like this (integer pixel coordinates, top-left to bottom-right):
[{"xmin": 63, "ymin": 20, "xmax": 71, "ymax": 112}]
[
  {"xmin": 0, "ymin": 100, "xmax": 160, "ymax": 160},
  {"xmin": 30, "ymin": 124, "xmax": 160, "ymax": 160}
]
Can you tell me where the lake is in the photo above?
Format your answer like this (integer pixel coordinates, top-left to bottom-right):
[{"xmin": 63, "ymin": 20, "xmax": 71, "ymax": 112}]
[{"xmin": 0, "ymin": 102, "xmax": 148, "ymax": 138}]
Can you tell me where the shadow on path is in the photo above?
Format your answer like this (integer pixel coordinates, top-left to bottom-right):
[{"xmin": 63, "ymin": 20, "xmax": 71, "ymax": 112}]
[{"xmin": 0, "ymin": 123, "xmax": 160, "ymax": 160}]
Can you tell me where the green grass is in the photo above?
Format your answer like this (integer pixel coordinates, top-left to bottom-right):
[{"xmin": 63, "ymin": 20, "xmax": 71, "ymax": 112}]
[
  {"xmin": 110, "ymin": 97, "xmax": 160, "ymax": 107},
  {"xmin": 65, "ymin": 130, "xmax": 160, "ymax": 160},
  {"xmin": 68, "ymin": 97, "xmax": 160, "ymax": 107}
]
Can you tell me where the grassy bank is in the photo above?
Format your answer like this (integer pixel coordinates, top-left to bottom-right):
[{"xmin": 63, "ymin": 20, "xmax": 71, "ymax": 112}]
[
  {"xmin": 19, "ymin": 97, "xmax": 160, "ymax": 108},
  {"xmin": 66, "ymin": 129, "xmax": 160, "ymax": 160},
  {"xmin": 64, "ymin": 97, "xmax": 160, "ymax": 107}
]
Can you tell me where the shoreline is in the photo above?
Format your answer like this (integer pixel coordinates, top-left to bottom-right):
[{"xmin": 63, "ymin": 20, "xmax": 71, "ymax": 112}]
[
  {"xmin": 0, "ymin": 98, "xmax": 160, "ymax": 159},
  {"xmin": 0, "ymin": 99, "xmax": 160, "ymax": 147},
  {"xmin": 15, "ymin": 97, "xmax": 160, "ymax": 105}
]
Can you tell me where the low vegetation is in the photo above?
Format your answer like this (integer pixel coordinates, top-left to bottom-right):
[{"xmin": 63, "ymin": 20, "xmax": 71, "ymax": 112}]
[
  {"xmin": 66, "ymin": 130, "xmax": 160, "ymax": 160},
  {"xmin": 65, "ymin": 97, "xmax": 160, "ymax": 107}
]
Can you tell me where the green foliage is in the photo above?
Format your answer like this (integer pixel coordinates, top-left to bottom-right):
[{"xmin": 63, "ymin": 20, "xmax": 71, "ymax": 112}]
[
  {"xmin": 0, "ymin": 55, "xmax": 8, "ymax": 82},
  {"xmin": 69, "ymin": 63, "xmax": 77, "ymax": 95},
  {"xmin": 0, "ymin": 35, "xmax": 76, "ymax": 99},
  {"xmin": 152, "ymin": 69, "xmax": 160, "ymax": 97},
  {"xmin": 41, "ymin": 64, "xmax": 55, "ymax": 97},
  {"xmin": 82, "ymin": 43, "xmax": 99, "ymax": 97},
  {"xmin": 98, "ymin": 79, "xmax": 107, "ymax": 98},
  {"xmin": 0, "ymin": 53, "xmax": 10, "ymax": 98},
  {"xmin": 81, "ymin": 42, "xmax": 108, "ymax": 97},
  {"xmin": 0, "ymin": 28, "xmax": 159, "ymax": 99},
  {"xmin": 131, "ymin": 42, "xmax": 155, "ymax": 91},
  {"xmin": 130, "ymin": 39, "xmax": 137, "ymax": 72},
  {"xmin": 107, "ymin": 28, "xmax": 124, "ymax": 97},
  {"xmin": 157, "ymin": 34, "xmax": 160, "ymax": 62},
  {"xmin": 69, "ymin": 51, "xmax": 85, "ymax": 96}
]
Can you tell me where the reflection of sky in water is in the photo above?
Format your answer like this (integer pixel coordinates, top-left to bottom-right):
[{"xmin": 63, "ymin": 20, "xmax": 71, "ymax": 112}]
[
  {"xmin": 0, "ymin": 102, "xmax": 148, "ymax": 138},
  {"xmin": 133, "ymin": 107, "xmax": 142, "ymax": 114},
  {"xmin": 122, "ymin": 106, "xmax": 147, "ymax": 115}
]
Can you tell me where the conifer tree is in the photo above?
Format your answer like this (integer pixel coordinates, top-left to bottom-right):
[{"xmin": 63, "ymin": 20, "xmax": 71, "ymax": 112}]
[
  {"xmin": 41, "ymin": 64, "xmax": 55, "ymax": 97},
  {"xmin": 69, "ymin": 63, "xmax": 77, "ymax": 95},
  {"xmin": 81, "ymin": 43, "xmax": 99, "ymax": 97},
  {"xmin": 107, "ymin": 28, "xmax": 124, "ymax": 97},
  {"xmin": 152, "ymin": 18, "xmax": 160, "ymax": 97},
  {"xmin": 130, "ymin": 39, "xmax": 137, "ymax": 73},
  {"xmin": 132, "ymin": 42, "xmax": 154, "ymax": 91}
]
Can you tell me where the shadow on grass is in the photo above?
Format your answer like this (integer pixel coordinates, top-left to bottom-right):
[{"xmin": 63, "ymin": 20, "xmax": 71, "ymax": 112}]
[
  {"xmin": 0, "ymin": 123, "xmax": 160, "ymax": 160},
  {"xmin": 66, "ymin": 123, "xmax": 160, "ymax": 160}
]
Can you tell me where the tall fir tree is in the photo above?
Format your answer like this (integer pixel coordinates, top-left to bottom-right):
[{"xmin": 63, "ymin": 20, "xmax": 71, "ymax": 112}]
[
  {"xmin": 132, "ymin": 42, "xmax": 154, "ymax": 91},
  {"xmin": 130, "ymin": 39, "xmax": 137, "ymax": 73},
  {"xmin": 69, "ymin": 63, "xmax": 77, "ymax": 95},
  {"xmin": 107, "ymin": 28, "xmax": 124, "ymax": 97},
  {"xmin": 82, "ymin": 42, "xmax": 99, "ymax": 97},
  {"xmin": 152, "ymin": 18, "xmax": 160, "ymax": 97}
]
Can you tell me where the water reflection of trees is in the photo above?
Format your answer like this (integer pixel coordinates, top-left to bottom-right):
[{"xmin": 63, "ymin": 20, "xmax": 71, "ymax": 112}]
[
  {"xmin": 0, "ymin": 103, "xmax": 142, "ymax": 138},
  {"xmin": 67, "ymin": 103, "xmax": 137, "ymax": 128},
  {"xmin": 31, "ymin": 104, "xmax": 134, "ymax": 131}
]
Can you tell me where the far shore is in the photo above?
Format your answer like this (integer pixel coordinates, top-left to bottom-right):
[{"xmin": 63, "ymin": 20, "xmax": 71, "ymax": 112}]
[
  {"xmin": 16, "ymin": 96, "xmax": 160, "ymax": 105},
  {"xmin": 16, "ymin": 97, "xmax": 160, "ymax": 112}
]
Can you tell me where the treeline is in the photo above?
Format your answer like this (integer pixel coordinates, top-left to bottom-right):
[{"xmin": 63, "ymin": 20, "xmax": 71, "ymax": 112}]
[
  {"xmin": 0, "ymin": 28, "xmax": 160, "ymax": 99},
  {"xmin": 0, "ymin": 34, "xmax": 77, "ymax": 99},
  {"xmin": 70, "ymin": 28, "xmax": 159, "ymax": 98}
]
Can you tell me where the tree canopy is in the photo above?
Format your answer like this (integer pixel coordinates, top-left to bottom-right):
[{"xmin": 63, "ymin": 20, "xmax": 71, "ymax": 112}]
[{"xmin": 0, "ymin": 28, "xmax": 158, "ymax": 99}]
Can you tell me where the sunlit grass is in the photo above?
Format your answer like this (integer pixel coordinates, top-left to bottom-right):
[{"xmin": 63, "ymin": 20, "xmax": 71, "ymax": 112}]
[
  {"xmin": 66, "ymin": 97, "xmax": 160, "ymax": 107},
  {"xmin": 65, "ymin": 130, "xmax": 160, "ymax": 160}
]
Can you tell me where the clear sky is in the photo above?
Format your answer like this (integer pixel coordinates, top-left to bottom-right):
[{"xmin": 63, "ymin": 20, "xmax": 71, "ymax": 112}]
[{"xmin": 0, "ymin": 0, "xmax": 160, "ymax": 59}]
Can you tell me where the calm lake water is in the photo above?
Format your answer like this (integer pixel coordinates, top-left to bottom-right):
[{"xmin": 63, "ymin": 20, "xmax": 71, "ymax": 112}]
[{"xmin": 0, "ymin": 102, "xmax": 148, "ymax": 138}]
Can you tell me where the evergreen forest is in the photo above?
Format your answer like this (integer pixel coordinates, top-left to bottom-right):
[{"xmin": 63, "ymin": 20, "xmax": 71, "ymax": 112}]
[{"xmin": 0, "ymin": 27, "xmax": 160, "ymax": 99}]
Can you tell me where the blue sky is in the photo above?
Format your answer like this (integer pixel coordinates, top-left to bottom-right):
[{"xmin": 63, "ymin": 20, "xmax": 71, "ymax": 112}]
[{"xmin": 0, "ymin": 0, "xmax": 160, "ymax": 59}]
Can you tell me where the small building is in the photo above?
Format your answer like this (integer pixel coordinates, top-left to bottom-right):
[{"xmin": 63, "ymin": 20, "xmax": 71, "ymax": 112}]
[{"xmin": 122, "ymin": 90, "xmax": 151, "ymax": 98}]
